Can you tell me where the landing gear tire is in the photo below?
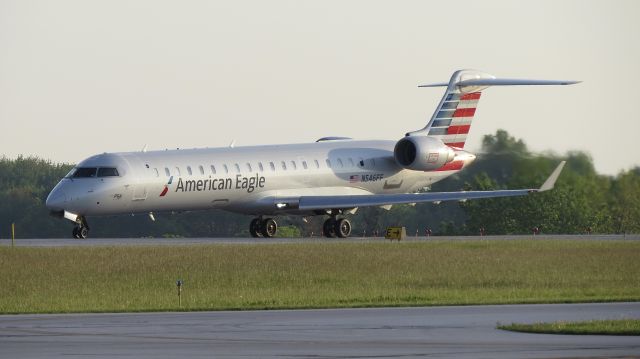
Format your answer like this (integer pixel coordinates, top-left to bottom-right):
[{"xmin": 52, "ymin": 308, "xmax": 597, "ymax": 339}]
[
  {"xmin": 249, "ymin": 218, "xmax": 263, "ymax": 238},
  {"xmin": 335, "ymin": 218, "xmax": 352, "ymax": 238},
  {"xmin": 323, "ymin": 218, "xmax": 336, "ymax": 238},
  {"xmin": 261, "ymin": 218, "xmax": 278, "ymax": 238},
  {"xmin": 72, "ymin": 225, "xmax": 88, "ymax": 239},
  {"xmin": 72, "ymin": 216, "xmax": 89, "ymax": 239}
]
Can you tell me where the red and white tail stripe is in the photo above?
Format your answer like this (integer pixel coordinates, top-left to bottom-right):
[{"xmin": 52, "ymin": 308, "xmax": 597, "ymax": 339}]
[{"xmin": 427, "ymin": 91, "xmax": 481, "ymax": 149}]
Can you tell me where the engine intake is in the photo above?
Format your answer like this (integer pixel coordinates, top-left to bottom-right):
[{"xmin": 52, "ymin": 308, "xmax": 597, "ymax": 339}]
[{"xmin": 394, "ymin": 136, "xmax": 455, "ymax": 171}]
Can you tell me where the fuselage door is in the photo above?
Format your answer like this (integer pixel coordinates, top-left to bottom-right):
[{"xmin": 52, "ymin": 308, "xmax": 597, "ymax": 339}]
[
  {"xmin": 132, "ymin": 183, "xmax": 147, "ymax": 201},
  {"xmin": 125, "ymin": 156, "xmax": 149, "ymax": 202}
]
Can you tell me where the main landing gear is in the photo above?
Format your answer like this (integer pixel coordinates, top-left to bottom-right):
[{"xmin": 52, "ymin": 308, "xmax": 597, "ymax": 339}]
[
  {"xmin": 248, "ymin": 215, "xmax": 352, "ymax": 238},
  {"xmin": 323, "ymin": 217, "xmax": 352, "ymax": 238},
  {"xmin": 72, "ymin": 217, "xmax": 90, "ymax": 239},
  {"xmin": 249, "ymin": 217, "xmax": 278, "ymax": 238}
]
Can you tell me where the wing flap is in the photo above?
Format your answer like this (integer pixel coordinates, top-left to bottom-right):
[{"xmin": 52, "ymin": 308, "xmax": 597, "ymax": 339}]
[{"xmin": 298, "ymin": 189, "xmax": 535, "ymax": 211}]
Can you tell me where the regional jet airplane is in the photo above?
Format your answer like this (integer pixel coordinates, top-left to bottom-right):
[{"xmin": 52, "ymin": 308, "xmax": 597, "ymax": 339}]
[{"xmin": 46, "ymin": 70, "xmax": 577, "ymax": 239}]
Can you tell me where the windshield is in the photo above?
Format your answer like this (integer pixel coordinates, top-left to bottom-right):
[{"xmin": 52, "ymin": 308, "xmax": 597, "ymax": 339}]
[
  {"xmin": 97, "ymin": 167, "xmax": 119, "ymax": 177},
  {"xmin": 65, "ymin": 168, "xmax": 77, "ymax": 178},
  {"xmin": 72, "ymin": 167, "xmax": 98, "ymax": 178}
]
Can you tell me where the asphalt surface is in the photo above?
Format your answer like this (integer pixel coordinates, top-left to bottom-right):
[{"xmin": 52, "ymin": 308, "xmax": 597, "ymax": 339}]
[
  {"xmin": 2, "ymin": 234, "xmax": 638, "ymax": 247},
  {"xmin": 1, "ymin": 303, "xmax": 639, "ymax": 358}
]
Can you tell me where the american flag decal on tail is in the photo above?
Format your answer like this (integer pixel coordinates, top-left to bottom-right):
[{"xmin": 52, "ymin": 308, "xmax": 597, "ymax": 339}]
[{"xmin": 427, "ymin": 91, "xmax": 481, "ymax": 149}]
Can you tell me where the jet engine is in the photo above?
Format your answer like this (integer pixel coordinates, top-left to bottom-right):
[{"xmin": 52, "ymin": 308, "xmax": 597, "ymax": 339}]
[{"xmin": 394, "ymin": 136, "xmax": 455, "ymax": 171}]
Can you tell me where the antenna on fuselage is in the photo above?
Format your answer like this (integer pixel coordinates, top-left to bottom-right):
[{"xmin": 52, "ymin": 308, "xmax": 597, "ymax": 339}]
[
  {"xmin": 229, "ymin": 140, "xmax": 236, "ymax": 148},
  {"xmin": 141, "ymin": 144, "xmax": 148, "ymax": 152}
]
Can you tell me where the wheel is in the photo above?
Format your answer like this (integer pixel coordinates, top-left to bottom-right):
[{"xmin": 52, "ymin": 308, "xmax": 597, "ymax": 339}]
[
  {"xmin": 72, "ymin": 227, "xmax": 80, "ymax": 239},
  {"xmin": 335, "ymin": 218, "xmax": 352, "ymax": 238},
  {"xmin": 261, "ymin": 218, "xmax": 278, "ymax": 238},
  {"xmin": 78, "ymin": 226, "xmax": 89, "ymax": 239},
  {"xmin": 323, "ymin": 218, "xmax": 336, "ymax": 238},
  {"xmin": 249, "ymin": 218, "xmax": 263, "ymax": 238}
]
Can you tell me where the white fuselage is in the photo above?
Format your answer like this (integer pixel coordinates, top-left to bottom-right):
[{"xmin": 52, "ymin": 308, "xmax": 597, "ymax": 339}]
[{"xmin": 46, "ymin": 139, "xmax": 474, "ymax": 217}]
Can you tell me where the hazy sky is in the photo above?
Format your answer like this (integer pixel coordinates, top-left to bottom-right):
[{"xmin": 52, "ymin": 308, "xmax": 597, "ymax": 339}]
[{"xmin": 1, "ymin": 0, "xmax": 638, "ymax": 175}]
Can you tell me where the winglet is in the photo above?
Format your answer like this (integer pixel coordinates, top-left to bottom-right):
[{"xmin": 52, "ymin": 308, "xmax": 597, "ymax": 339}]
[{"xmin": 538, "ymin": 161, "xmax": 566, "ymax": 192}]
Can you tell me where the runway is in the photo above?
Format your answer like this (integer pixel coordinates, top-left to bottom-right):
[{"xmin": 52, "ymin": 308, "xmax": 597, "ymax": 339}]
[
  {"xmin": 2, "ymin": 234, "xmax": 638, "ymax": 247},
  {"xmin": 0, "ymin": 303, "xmax": 638, "ymax": 358}
]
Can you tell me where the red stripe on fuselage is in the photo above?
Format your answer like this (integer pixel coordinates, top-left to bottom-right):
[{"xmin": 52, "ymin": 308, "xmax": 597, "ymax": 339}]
[
  {"xmin": 447, "ymin": 124, "xmax": 471, "ymax": 135},
  {"xmin": 160, "ymin": 186, "xmax": 169, "ymax": 197},
  {"xmin": 452, "ymin": 108, "xmax": 476, "ymax": 117},
  {"xmin": 460, "ymin": 92, "xmax": 481, "ymax": 100},
  {"xmin": 433, "ymin": 160, "xmax": 464, "ymax": 171}
]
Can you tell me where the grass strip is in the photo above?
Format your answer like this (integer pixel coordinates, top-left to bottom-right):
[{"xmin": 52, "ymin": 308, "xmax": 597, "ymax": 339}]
[
  {"xmin": 1, "ymin": 239, "xmax": 639, "ymax": 314},
  {"xmin": 499, "ymin": 319, "xmax": 640, "ymax": 335}
]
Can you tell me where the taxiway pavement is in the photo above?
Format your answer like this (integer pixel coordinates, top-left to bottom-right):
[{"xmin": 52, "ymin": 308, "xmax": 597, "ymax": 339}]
[
  {"xmin": 1, "ymin": 302, "xmax": 638, "ymax": 358},
  {"xmin": 2, "ymin": 234, "xmax": 638, "ymax": 247}
]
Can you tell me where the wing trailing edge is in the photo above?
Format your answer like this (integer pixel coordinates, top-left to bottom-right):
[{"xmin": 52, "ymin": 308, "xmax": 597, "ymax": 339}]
[{"xmin": 287, "ymin": 161, "xmax": 566, "ymax": 211}]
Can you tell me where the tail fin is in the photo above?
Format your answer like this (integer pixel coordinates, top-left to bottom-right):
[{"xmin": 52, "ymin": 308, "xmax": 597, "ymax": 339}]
[{"xmin": 407, "ymin": 69, "xmax": 580, "ymax": 149}]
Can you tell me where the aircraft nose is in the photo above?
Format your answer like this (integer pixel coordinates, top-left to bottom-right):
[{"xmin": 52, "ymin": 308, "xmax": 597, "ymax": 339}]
[{"xmin": 46, "ymin": 188, "xmax": 67, "ymax": 211}]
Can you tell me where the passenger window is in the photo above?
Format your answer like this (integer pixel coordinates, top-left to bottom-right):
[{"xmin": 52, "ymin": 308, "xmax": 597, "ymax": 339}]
[
  {"xmin": 270, "ymin": 162, "xmax": 276, "ymax": 171},
  {"xmin": 210, "ymin": 165, "xmax": 217, "ymax": 174},
  {"xmin": 199, "ymin": 165, "xmax": 204, "ymax": 175},
  {"xmin": 314, "ymin": 159, "xmax": 319, "ymax": 169},
  {"xmin": 165, "ymin": 167, "xmax": 170, "ymax": 176},
  {"xmin": 246, "ymin": 163, "xmax": 252, "ymax": 172},
  {"xmin": 187, "ymin": 166, "xmax": 193, "ymax": 175},
  {"xmin": 97, "ymin": 167, "xmax": 119, "ymax": 177},
  {"xmin": 348, "ymin": 158, "xmax": 355, "ymax": 167},
  {"xmin": 337, "ymin": 159, "xmax": 344, "ymax": 168},
  {"xmin": 291, "ymin": 161, "xmax": 297, "ymax": 170},
  {"xmin": 154, "ymin": 168, "xmax": 159, "ymax": 177},
  {"xmin": 258, "ymin": 162, "xmax": 264, "ymax": 172},
  {"xmin": 223, "ymin": 164, "xmax": 229, "ymax": 174},
  {"xmin": 175, "ymin": 167, "xmax": 181, "ymax": 176},
  {"xmin": 281, "ymin": 161, "xmax": 287, "ymax": 170},
  {"xmin": 234, "ymin": 163, "xmax": 241, "ymax": 173},
  {"xmin": 73, "ymin": 167, "xmax": 97, "ymax": 178},
  {"xmin": 302, "ymin": 161, "xmax": 308, "ymax": 169}
]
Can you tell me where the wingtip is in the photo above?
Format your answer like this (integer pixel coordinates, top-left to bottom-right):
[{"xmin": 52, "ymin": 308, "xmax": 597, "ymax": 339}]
[{"xmin": 538, "ymin": 161, "xmax": 566, "ymax": 192}]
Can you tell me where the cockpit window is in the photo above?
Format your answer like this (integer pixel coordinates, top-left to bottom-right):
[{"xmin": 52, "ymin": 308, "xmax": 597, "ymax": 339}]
[
  {"xmin": 72, "ymin": 167, "xmax": 98, "ymax": 178},
  {"xmin": 65, "ymin": 168, "xmax": 77, "ymax": 178},
  {"xmin": 97, "ymin": 167, "xmax": 119, "ymax": 177}
]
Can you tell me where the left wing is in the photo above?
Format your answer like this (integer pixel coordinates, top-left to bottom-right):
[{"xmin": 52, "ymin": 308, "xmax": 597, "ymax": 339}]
[{"xmin": 275, "ymin": 161, "xmax": 565, "ymax": 211}]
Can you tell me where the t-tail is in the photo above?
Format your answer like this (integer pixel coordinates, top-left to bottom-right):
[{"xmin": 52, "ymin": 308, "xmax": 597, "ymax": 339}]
[{"xmin": 406, "ymin": 69, "xmax": 580, "ymax": 148}]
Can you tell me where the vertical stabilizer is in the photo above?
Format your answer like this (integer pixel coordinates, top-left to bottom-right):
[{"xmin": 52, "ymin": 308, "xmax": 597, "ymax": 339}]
[
  {"xmin": 408, "ymin": 69, "xmax": 580, "ymax": 149},
  {"xmin": 408, "ymin": 70, "xmax": 494, "ymax": 148}
]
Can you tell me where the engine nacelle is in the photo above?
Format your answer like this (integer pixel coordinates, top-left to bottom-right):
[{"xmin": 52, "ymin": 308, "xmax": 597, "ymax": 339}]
[{"xmin": 394, "ymin": 136, "xmax": 456, "ymax": 171}]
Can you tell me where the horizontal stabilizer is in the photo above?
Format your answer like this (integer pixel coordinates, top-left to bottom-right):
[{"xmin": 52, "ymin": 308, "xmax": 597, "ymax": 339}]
[{"xmin": 419, "ymin": 78, "xmax": 580, "ymax": 88}]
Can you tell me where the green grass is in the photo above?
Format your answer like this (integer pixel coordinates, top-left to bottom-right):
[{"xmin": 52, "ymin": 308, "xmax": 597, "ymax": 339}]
[
  {"xmin": 1, "ymin": 239, "xmax": 639, "ymax": 314},
  {"xmin": 499, "ymin": 319, "xmax": 640, "ymax": 335}
]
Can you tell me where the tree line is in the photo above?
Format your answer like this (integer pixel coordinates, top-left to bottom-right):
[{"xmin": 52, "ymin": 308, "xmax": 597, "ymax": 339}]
[{"xmin": 0, "ymin": 130, "xmax": 638, "ymax": 238}]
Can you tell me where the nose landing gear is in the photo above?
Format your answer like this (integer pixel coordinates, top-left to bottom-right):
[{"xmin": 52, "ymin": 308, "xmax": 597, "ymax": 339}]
[{"xmin": 72, "ymin": 217, "xmax": 90, "ymax": 239}]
